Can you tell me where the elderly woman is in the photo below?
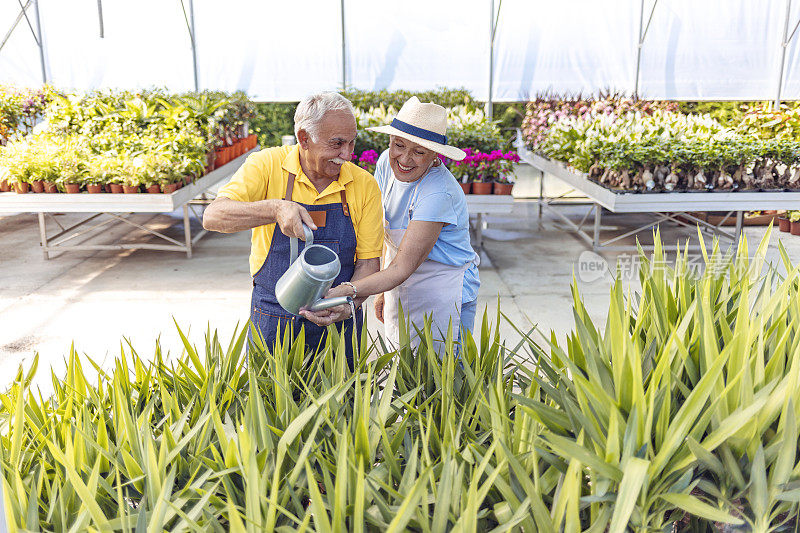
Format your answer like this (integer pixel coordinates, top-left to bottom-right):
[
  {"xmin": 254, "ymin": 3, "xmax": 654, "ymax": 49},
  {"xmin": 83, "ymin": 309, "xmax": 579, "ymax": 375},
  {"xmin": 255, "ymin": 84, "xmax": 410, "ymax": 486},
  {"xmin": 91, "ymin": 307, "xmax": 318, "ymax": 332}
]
[{"xmin": 305, "ymin": 97, "xmax": 479, "ymax": 347}]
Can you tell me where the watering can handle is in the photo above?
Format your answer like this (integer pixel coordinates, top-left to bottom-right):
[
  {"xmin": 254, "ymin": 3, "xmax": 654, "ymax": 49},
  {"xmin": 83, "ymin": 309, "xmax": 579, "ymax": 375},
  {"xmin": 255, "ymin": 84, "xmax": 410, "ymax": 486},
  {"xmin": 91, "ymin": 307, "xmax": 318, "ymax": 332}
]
[{"xmin": 289, "ymin": 223, "xmax": 315, "ymax": 264}]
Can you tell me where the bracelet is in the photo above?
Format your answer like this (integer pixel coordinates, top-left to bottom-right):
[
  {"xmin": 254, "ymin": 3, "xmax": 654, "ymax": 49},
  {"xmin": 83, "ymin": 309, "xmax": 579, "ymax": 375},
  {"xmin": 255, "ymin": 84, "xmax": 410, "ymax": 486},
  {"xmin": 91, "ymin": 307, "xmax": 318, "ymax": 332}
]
[{"xmin": 341, "ymin": 281, "xmax": 357, "ymax": 298}]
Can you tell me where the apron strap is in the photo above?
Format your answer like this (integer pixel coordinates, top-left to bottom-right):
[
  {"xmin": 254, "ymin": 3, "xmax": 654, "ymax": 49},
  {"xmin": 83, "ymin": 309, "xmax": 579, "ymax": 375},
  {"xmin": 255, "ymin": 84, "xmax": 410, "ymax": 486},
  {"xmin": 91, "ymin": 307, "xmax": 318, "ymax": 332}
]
[
  {"xmin": 340, "ymin": 190, "xmax": 350, "ymax": 217},
  {"xmin": 284, "ymin": 172, "xmax": 295, "ymax": 200}
]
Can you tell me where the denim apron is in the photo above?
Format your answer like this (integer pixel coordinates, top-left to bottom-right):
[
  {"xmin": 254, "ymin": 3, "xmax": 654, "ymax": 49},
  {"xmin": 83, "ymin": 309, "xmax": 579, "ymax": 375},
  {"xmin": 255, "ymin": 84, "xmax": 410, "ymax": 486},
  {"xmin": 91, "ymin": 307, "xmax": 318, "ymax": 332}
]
[{"xmin": 250, "ymin": 172, "xmax": 362, "ymax": 366}]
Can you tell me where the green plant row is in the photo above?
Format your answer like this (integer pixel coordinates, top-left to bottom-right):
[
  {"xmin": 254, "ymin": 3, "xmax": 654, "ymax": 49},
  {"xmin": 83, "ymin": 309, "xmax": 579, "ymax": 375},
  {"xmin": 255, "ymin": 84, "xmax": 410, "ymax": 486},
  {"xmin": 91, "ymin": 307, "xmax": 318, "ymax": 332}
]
[
  {"xmin": 2, "ymin": 229, "xmax": 800, "ymax": 530},
  {"xmin": 0, "ymin": 89, "xmax": 256, "ymax": 189},
  {"xmin": 541, "ymin": 110, "xmax": 800, "ymax": 192}
]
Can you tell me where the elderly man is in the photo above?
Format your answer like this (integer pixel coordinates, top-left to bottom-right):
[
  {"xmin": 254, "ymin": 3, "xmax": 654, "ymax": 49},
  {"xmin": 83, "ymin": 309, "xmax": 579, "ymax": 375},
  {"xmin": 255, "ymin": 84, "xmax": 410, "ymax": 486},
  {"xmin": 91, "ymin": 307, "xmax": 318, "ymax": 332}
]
[{"xmin": 203, "ymin": 92, "xmax": 383, "ymax": 366}]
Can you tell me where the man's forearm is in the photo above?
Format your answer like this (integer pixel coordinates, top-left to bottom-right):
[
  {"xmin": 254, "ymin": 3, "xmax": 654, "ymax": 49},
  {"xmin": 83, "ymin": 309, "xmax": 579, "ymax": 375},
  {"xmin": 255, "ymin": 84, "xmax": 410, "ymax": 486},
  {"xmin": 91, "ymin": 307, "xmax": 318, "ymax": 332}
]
[{"xmin": 203, "ymin": 197, "xmax": 283, "ymax": 233}]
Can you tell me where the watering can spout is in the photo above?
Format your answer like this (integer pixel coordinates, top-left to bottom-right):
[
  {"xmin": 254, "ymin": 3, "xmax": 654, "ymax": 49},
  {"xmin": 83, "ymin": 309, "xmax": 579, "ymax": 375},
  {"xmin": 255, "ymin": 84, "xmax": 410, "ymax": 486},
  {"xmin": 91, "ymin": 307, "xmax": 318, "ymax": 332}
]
[{"xmin": 276, "ymin": 223, "xmax": 351, "ymax": 315}]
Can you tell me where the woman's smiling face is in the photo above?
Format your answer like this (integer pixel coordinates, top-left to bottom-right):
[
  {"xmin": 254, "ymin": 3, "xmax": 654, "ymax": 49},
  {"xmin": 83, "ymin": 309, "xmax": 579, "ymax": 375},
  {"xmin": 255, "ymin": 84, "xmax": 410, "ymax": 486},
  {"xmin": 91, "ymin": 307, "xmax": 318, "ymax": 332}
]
[{"xmin": 388, "ymin": 135, "xmax": 439, "ymax": 182}]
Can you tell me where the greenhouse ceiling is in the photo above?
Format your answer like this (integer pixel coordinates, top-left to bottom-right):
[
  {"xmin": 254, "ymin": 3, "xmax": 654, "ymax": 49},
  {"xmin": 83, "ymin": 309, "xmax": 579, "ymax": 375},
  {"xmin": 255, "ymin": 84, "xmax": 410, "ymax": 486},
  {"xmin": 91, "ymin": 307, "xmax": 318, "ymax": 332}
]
[{"xmin": 3, "ymin": 0, "xmax": 800, "ymax": 102}]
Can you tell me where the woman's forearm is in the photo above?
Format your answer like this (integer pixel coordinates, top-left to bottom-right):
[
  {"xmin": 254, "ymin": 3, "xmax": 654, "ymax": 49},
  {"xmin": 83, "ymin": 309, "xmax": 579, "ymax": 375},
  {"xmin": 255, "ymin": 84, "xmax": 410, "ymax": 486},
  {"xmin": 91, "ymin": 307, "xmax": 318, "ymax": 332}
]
[
  {"xmin": 352, "ymin": 260, "xmax": 414, "ymax": 298},
  {"xmin": 350, "ymin": 258, "xmax": 380, "ymax": 307}
]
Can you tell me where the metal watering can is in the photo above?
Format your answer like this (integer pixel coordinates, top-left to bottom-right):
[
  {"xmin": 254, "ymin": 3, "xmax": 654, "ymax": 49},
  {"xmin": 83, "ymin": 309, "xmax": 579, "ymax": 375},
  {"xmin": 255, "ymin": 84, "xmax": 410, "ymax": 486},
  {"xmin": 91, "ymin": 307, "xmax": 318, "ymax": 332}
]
[{"xmin": 275, "ymin": 223, "xmax": 352, "ymax": 315}]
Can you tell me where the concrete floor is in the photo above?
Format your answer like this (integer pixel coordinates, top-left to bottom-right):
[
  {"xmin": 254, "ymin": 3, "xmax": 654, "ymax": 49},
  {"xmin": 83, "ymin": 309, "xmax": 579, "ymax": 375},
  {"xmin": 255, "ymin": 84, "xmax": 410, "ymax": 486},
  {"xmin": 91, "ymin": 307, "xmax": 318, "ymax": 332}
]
[{"xmin": 2, "ymin": 164, "xmax": 799, "ymax": 391}]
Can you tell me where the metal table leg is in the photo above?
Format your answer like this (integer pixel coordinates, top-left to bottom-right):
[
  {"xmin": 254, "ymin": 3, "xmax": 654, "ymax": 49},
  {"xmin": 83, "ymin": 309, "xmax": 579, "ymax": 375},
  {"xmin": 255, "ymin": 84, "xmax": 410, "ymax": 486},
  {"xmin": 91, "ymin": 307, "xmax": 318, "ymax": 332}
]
[
  {"xmin": 183, "ymin": 205, "xmax": 192, "ymax": 258},
  {"xmin": 538, "ymin": 169, "xmax": 545, "ymax": 224},
  {"xmin": 593, "ymin": 204, "xmax": 601, "ymax": 252},
  {"xmin": 475, "ymin": 213, "xmax": 484, "ymax": 249},
  {"xmin": 733, "ymin": 211, "xmax": 744, "ymax": 250},
  {"xmin": 37, "ymin": 212, "xmax": 49, "ymax": 260}
]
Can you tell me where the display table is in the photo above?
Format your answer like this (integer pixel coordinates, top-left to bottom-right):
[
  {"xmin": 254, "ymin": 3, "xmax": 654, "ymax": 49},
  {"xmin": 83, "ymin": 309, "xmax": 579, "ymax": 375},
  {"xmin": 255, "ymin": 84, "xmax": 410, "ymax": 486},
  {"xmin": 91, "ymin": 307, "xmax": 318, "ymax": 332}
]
[
  {"xmin": 465, "ymin": 194, "xmax": 514, "ymax": 249},
  {"xmin": 515, "ymin": 136, "xmax": 800, "ymax": 252},
  {"xmin": 0, "ymin": 150, "xmax": 255, "ymax": 259}
]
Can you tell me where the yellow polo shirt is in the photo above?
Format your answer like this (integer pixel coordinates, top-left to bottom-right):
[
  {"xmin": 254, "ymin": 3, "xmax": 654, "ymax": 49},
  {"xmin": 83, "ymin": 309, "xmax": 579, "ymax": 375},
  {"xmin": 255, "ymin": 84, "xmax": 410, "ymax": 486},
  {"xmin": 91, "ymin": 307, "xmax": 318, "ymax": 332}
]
[{"xmin": 217, "ymin": 145, "xmax": 384, "ymax": 276}]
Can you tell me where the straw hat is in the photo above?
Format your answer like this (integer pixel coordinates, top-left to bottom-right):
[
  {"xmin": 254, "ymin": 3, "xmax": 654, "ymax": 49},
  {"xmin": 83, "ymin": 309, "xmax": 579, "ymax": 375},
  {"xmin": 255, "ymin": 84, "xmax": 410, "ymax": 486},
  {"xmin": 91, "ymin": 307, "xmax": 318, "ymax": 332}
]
[{"xmin": 367, "ymin": 97, "xmax": 466, "ymax": 161}]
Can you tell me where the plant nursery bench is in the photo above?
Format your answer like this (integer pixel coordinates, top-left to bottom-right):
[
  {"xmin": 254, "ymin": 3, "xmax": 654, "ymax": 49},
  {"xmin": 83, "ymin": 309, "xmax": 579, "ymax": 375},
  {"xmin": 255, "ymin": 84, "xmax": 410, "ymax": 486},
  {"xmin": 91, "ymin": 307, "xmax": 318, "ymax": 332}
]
[
  {"xmin": 515, "ymin": 141, "xmax": 800, "ymax": 253},
  {"xmin": 0, "ymin": 150, "xmax": 255, "ymax": 259},
  {"xmin": 465, "ymin": 195, "xmax": 514, "ymax": 249}
]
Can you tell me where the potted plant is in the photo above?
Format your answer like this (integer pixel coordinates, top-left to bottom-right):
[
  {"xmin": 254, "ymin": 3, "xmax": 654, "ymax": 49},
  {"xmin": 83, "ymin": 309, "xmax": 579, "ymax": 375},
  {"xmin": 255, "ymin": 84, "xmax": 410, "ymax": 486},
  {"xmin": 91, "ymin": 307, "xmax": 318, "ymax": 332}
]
[
  {"xmin": 0, "ymin": 166, "xmax": 10, "ymax": 192},
  {"xmin": 469, "ymin": 150, "xmax": 493, "ymax": 194},
  {"xmin": 11, "ymin": 176, "xmax": 30, "ymax": 194},
  {"xmin": 493, "ymin": 151, "xmax": 519, "ymax": 194},
  {"xmin": 58, "ymin": 155, "xmax": 86, "ymax": 193},
  {"xmin": 120, "ymin": 157, "xmax": 143, "ymax": 193},
  {"xmin": 448, "ymin": 152, "xmax": 473, "ymax": 194},
  {"xmin": 84, "ymin": 168, "xmax": 105, "ymax": 193},
  {"xmin": 778, "ymin": 211, "xmax": 791, "ymax": 232},
  {"xmin": 790, "ymin": 210, "xmax": 800, "ymax": 236}
]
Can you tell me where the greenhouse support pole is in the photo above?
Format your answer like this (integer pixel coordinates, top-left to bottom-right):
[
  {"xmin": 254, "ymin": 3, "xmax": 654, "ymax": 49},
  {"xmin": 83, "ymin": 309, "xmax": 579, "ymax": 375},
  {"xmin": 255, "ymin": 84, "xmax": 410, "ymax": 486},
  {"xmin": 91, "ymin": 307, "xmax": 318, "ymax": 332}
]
[
  {"xmin": 776, "ymin": 0, "xmax": 793, "ymax": 107},
  {"xmin": 97, "ymin": 0, "xmax": 104, "ymax": 38},
  {"xmin": 188, "ymin": 0, "xmax": 199, "ymax": 91},
  {"xmin": 633, "ymin": 0, "xmax": 658, "ymax": 100},
  {"xmin": 487, "ymin": 0, "xmax": 495, "ymax": 118},
  {"xmin": 33, "ymin": 0, "xmax": 46, "ymax": 83},
  {"xmin": 340, "ymin": 0, "xmax": 347, "ymax": 90}
]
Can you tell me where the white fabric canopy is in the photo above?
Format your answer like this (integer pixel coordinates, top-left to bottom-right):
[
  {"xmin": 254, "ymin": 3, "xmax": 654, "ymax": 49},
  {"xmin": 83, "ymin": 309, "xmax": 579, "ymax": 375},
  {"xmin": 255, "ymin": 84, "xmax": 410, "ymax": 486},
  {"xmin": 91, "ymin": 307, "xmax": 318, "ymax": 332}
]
[{"xmin": 1, "ymin": 0, "xmax": 799, "ymax": 102}]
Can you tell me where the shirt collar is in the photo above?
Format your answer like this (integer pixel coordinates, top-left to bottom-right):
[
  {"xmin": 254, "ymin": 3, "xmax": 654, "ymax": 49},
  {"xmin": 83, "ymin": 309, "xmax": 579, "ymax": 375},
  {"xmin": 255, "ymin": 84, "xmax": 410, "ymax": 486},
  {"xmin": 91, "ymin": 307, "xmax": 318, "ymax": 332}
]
[{"xmin": 281, "ymin": 145, "xmax": 354, "ymax": 198}]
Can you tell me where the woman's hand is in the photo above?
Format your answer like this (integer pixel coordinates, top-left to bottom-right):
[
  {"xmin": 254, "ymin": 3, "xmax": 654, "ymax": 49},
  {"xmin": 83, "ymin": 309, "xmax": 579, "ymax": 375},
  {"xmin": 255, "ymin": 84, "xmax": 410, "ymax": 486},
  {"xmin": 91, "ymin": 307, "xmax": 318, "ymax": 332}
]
[
  {"xmin": 299, "ymin": 304, "xmax": 351, "ymax": 327},
  {"xmin": 374, "ymin": 293, "xmax": 384, "ymax": 323}
]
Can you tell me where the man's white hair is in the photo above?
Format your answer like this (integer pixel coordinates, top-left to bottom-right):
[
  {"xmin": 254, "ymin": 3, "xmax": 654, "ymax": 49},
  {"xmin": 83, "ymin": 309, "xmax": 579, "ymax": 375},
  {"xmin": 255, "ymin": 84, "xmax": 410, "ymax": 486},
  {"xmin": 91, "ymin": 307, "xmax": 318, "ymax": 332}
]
[{"xmin": 294, "ymin": 92, "xmax": 355, "ymax": 140}]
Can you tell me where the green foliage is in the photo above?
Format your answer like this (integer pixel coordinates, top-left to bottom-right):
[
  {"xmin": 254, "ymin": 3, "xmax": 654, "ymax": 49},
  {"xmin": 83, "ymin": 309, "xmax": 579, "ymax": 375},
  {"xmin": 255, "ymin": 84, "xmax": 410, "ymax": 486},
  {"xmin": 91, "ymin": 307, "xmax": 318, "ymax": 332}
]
[
  {"xmin": 0, "ymin": 88, "xmax": 253, "ymax": 188},
  {"xmin": 677, "ymin": 101, "xmax": 757, "ymax": 127},
  {"xmin": 3, "ymin": 230, "xmax": 800, "ymax": 531},
  {"xmin": 539, "ymin": 110, "xmax": 800, "ymax": 191},
  {"xmin": 249, "ymin": 102, "xmax": 296, "ymax": 149},
  {"xmin": 341, "ymin": 87, "xmax": 477, "ymax": 110}
]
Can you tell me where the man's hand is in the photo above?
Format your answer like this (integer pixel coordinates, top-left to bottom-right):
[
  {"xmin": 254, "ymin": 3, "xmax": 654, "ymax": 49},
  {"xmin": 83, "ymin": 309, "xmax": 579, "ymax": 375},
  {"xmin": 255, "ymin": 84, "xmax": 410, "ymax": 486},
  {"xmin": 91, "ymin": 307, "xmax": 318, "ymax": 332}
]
[
  {"xmin": 276, "ymin": 200, "xmax": 317, "ymax": 239},
  {"xmin": 325, "ymin": 284, "xmax": 355, "ymax": 300},
  {"xmin": 299, "ymin": 304, "xmax": 351, "ymax": 327},
  {"xmin": 374, "ymin": 293, "xmax": 384, "ymax": 323}
]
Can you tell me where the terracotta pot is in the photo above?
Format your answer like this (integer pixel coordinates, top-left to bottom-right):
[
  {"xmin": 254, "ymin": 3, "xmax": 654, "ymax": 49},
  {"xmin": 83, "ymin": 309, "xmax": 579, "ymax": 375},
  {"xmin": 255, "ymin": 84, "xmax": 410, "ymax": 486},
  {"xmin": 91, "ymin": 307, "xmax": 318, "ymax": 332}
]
[
  {"xmin": 123, "ymin": 184, "xmax": 140, "ymax": 194},
  {"xmin": 146, "ymin": 184, "xmax": 161, "ymax": 194},
  {"xmin": 250, "ymin": 134, "xmax": 258, "ymax": 149},
  {"xmin": 86, "ymin": 184, "xmax": 103, "ymax": 194},
  {"xmin": 43, "ymin": 181, "xmax": 58, "ymax": 193},
  {"xmin": 162, "ymin": 182, "xmax": 179, "ymax": 194},
  {"xmin": 779, "ymin": 217, "xmax": 791, "ymax": 232},
  {"xmin": 31, "ymin": 180, "xmax": 45, "ymax": 193},
  {"xmin": 472, "ymin": 182, "xmax": 493, "ymax": 195},
  {"xmin": 0, "ymin": 179, "xmax": 10, "ymax": 192},
  {"xmin": 206, "ymin": 151, "xmax": 217, "ymax": 170},
  {"xmin": 459, "ymin": 182, "xmax": 472, "ymax": 195},
  {"xmin": 214, "ymin": 149, "xmax": 227, "ymax": 168},
  {"xmin": 493, "ymin": 182, "xmax": 514, "ymax": 195},
  {"xmin": 13, "ymin": 182, "xmax": 29, "ymax": 194},
  {"xmin": 109, "ymin": 183, "xmax": 124, "ymax": 194},
  {"xmin": 792, "ymin": 221, "xmax": 800, "ymax": 236},
  {"xmin": 64, "ymin": 182, "xmax": 81, "ymax": 194}
]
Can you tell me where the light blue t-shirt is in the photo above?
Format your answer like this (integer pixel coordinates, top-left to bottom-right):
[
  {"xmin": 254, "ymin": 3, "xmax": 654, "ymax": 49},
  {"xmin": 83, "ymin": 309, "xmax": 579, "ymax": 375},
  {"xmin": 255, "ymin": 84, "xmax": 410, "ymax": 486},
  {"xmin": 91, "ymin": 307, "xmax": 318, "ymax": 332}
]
[{"xmin": 374, "ymin": 150, "xmax": 479, "ymax": 303}]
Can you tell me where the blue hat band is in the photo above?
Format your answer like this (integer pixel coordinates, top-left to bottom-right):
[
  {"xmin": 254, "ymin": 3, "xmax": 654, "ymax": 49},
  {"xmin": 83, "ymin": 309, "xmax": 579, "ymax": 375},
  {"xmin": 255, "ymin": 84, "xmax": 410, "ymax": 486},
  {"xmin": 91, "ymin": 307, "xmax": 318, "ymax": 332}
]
[{"xmin": 390, "ymin": 118, "xmax": 447, "ymax": 145}]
